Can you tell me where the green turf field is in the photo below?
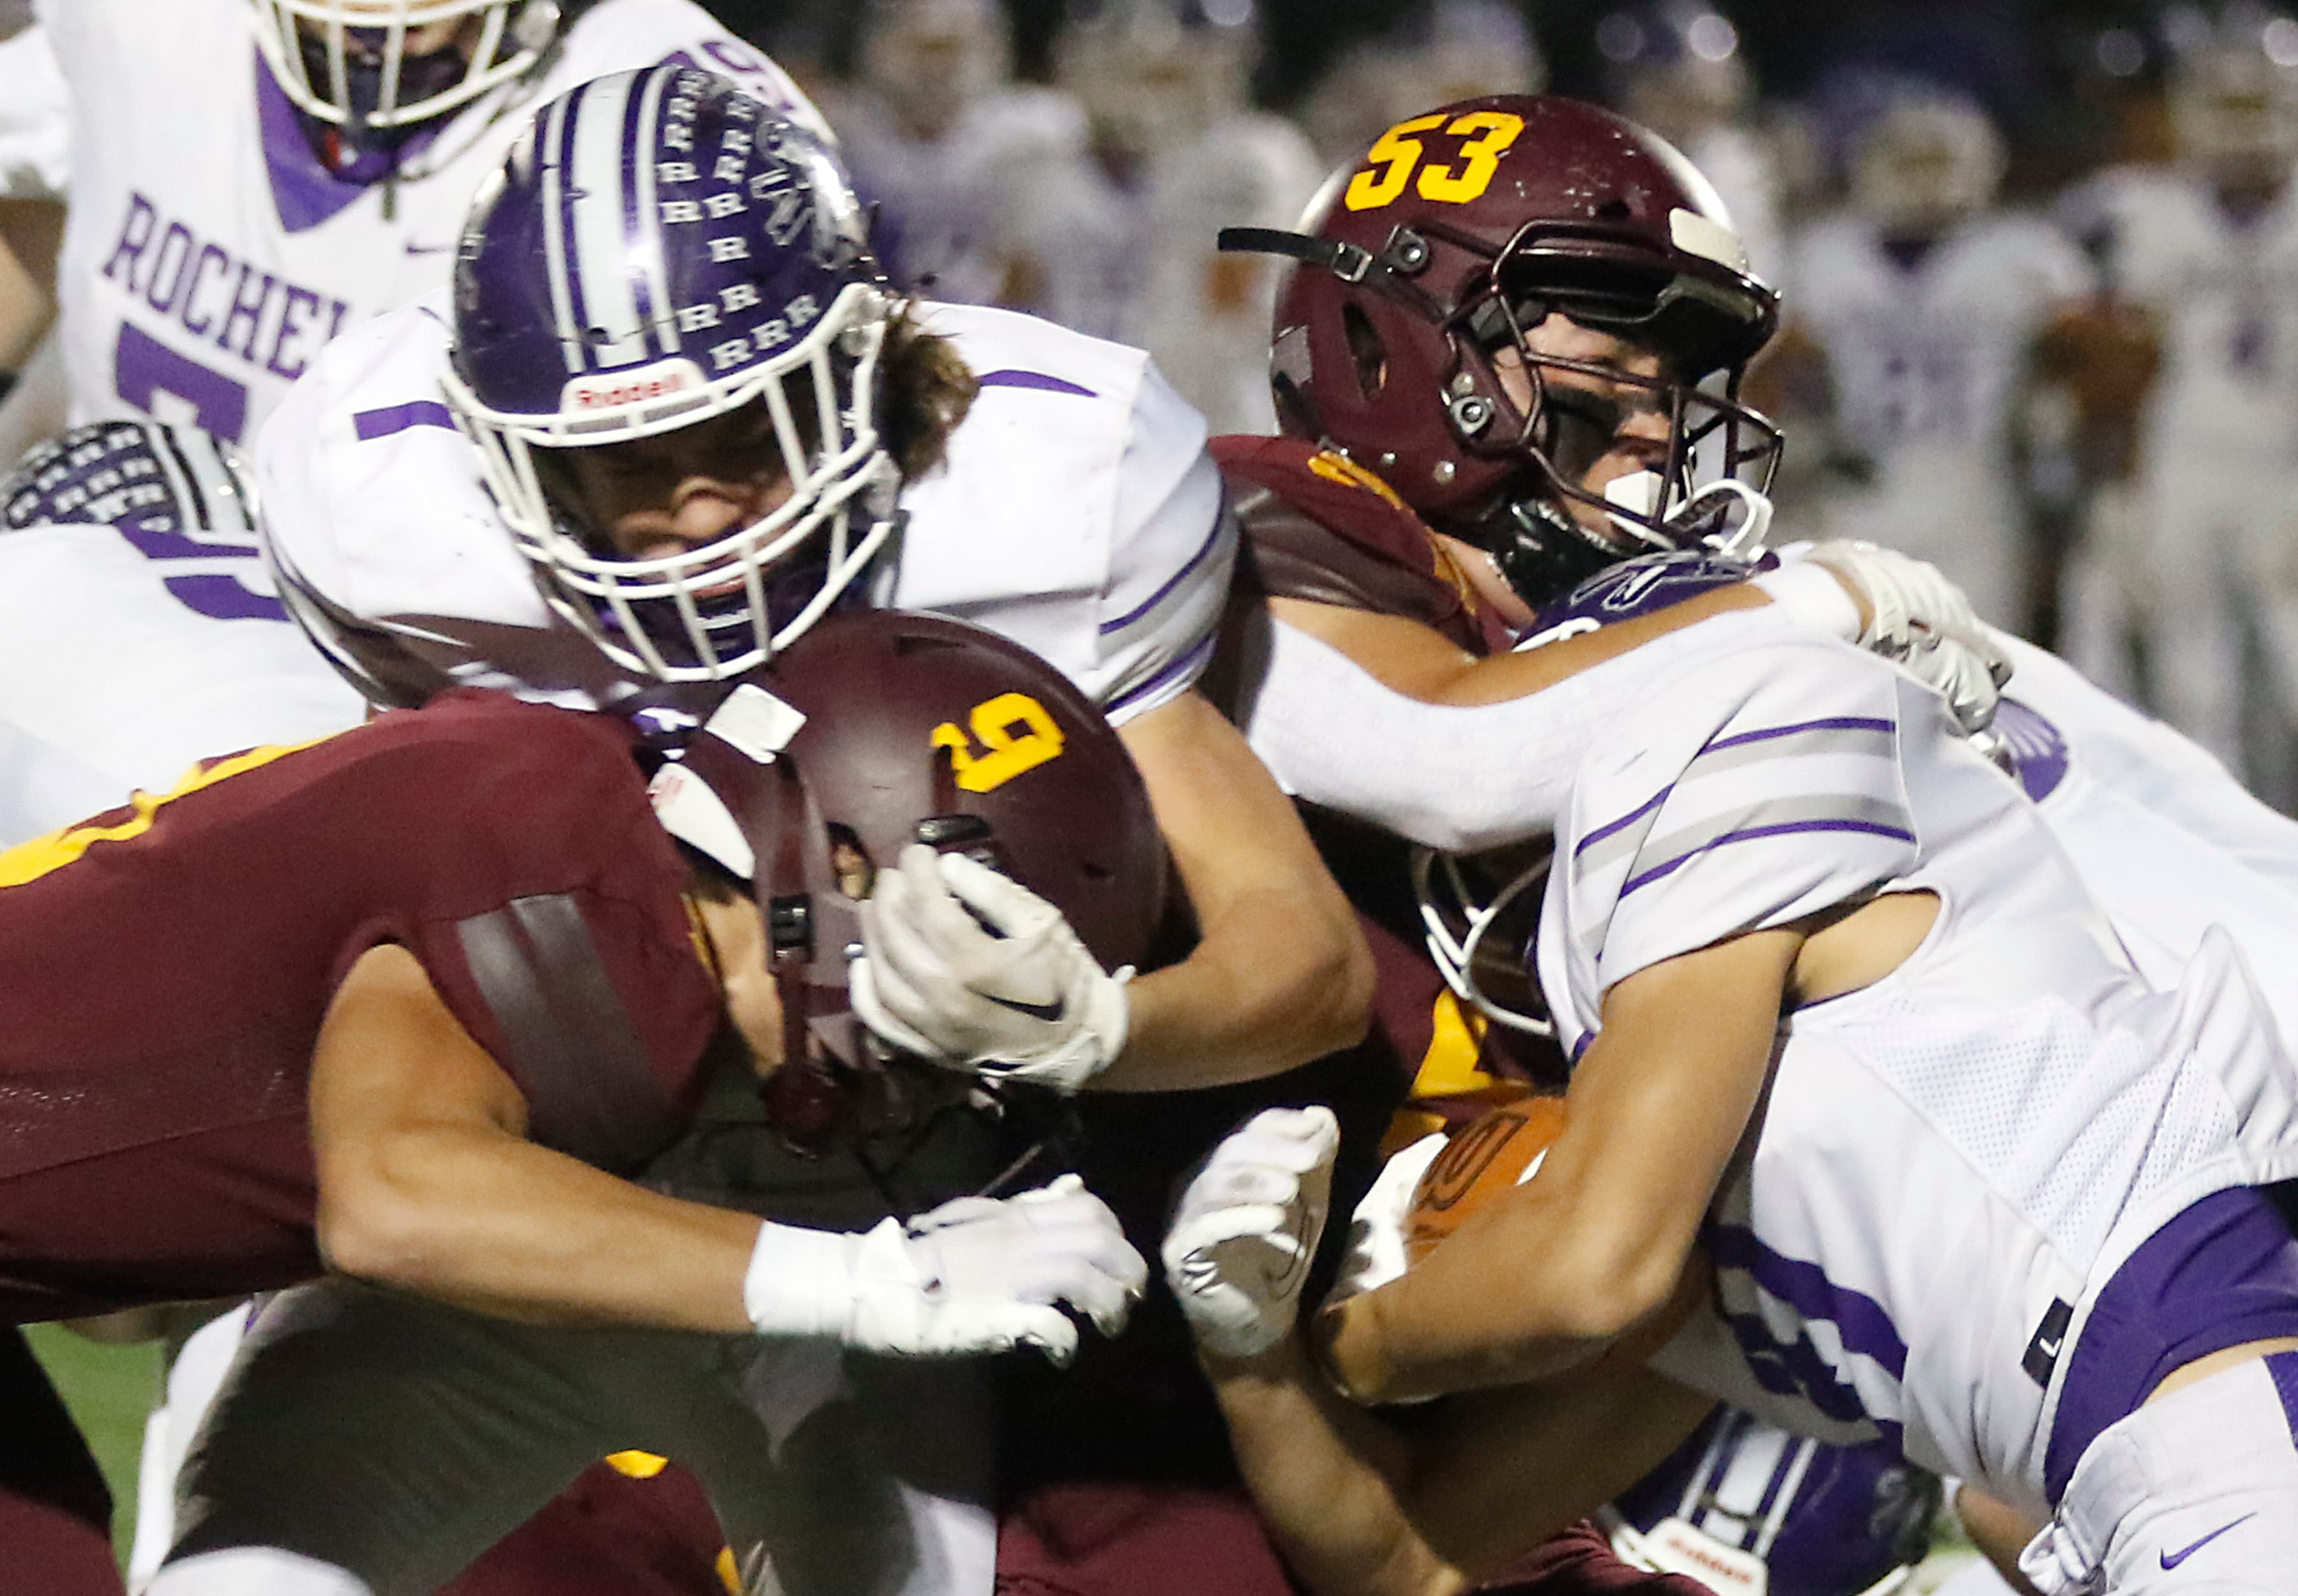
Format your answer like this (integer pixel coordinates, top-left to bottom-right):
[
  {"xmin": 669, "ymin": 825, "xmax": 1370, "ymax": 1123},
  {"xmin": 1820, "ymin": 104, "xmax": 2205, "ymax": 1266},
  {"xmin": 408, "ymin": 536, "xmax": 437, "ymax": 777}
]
[{"xmin": 26, "ymin": 1322, "xmax": 161, "ymax": 1565}]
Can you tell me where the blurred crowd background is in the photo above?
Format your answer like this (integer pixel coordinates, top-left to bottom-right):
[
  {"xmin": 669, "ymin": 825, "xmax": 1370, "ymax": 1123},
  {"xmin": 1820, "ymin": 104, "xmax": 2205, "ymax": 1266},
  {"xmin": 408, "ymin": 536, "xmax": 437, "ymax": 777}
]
[{"xmin": 712, "ymin": 0, "xmax": 2298, "ymax": 812}]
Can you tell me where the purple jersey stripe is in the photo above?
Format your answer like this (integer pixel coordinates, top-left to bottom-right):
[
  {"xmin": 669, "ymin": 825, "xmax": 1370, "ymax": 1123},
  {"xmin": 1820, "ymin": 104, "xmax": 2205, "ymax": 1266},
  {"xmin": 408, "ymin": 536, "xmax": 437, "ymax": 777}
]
[
  {"xmin": 1620, "ymin": 818, "xmax": 1917, "ymax": 898},
  {"xmin": 162, "ymin": 573, "xmax": 290, "ymax": 622},
  {"xmin": 1105, "ymin": 627, "xmax": 1216, "ymax": 717},
  {"xmin": 1711, "ymin": 1223, "xmax": 1909, "ymax": 1377},
  {"xmin": 975, "ymin": 369, "xmax": 1097, "ymax": 398},
  {"xmin": 1723, "ymin": 1306, "xmax": 1899, "ymax": 1445},
  {"xmin": 1100, "ymin": 489, "xmax": 1228, "ymax": 635},
  {"xmin": 1704, "ymin": 716, "xmax": 1894, "ymax": 754},
  {"xmin": 352, "ymin": 401, "xmax": 457, "ymax": 441},
  {"xmin": 1576, "ymin": 782, "xmax": 1675, "ymax": 860}
]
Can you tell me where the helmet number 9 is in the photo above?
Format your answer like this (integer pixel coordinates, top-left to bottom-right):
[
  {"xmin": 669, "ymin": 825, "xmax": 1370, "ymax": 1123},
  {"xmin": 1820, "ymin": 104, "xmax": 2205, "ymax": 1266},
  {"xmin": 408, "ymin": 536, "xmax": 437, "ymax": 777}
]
[
  {"xmin": 931, "ymin": 692, "xmax": 1067, "ymax": 793},
  {"xmin": 1344, "ymin": 111, "xmax": 1528, "ymax": 213}
]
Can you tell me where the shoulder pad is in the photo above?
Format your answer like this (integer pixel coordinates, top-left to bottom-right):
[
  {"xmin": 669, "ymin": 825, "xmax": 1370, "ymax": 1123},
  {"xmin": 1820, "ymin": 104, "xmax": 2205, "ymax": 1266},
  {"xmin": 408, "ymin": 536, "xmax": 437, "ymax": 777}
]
[{"xmin": 1212, "ymin": 435, "xmax": 1505, "ymax": 654}]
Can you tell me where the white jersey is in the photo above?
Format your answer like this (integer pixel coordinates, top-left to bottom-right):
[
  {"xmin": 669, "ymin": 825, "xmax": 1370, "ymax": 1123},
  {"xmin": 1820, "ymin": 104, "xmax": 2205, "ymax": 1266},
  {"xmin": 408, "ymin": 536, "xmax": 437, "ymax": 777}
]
[
  {"xmin": 1010, "ymin": 112, "xmax": 1322, "ymax": 435},
  {"xmin": 2054, "ymin": 167, "xmax": 2298, "ymax": 773},
  {"xmin": 1533, "ymin": 635, "xmax": 2298, "ymax": 1513},
  {"xmin": 1992, "ymin": 633, "xmax": 2298, "ymax": 1045},
  {"xmin": 1784, "ymin": 210, "xmax": 2090, "ymax": 624},
  {"xmin": 1790, "ymin": 209, "xmax": 2090, "ymax": 462},
  {"xmin": 257, "ymin": 294, "xmax": 1230, "ymax": 723},
  {"xmin": 21, "ymin": 0, "xmax": 823, "ymax": 444},
  {"xmin": 835, "ymin": 84, "xmax": 1086, "ymax": 310},
  {"xmin": 2073, "ymin": 164, "xmax": 2298, "ymax": 464},
  {"xmin": 0, "ymin": 519, "xmax": 364, "ymax": 843}
]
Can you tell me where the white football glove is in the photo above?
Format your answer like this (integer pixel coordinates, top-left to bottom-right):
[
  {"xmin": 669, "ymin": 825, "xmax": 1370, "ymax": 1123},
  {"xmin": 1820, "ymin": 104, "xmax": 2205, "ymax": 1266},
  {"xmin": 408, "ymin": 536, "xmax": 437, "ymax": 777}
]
[
  {"xmin": 850, "ymin": 844, "xmax": 1130, "ymax": 1092},
  {"xmin": 744, "ymin": 1174, "xmax": 1146, "ymax": 1364},
  {"xmin": 1162, "ymin": 1106, "xmax": 1340, "ymax": 1359},
  {"xmin": 1796, "ymin": 540, "xmax": 2013, "ymax": 733}
]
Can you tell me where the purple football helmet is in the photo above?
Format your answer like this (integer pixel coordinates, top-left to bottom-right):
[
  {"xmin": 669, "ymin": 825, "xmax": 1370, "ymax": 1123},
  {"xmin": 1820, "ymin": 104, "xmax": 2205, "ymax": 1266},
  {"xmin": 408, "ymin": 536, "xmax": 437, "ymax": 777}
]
[
  {"xmin": 1609, "ymin": 1407, "xmax": 1941, "ymax": 1596},
  {"xmin": 444, "ymin": 64, "xmax": 901, "ymax": 681},
  {"xmin": 1, "ymin": 419, "xmax": 259, "ymax": 544}
]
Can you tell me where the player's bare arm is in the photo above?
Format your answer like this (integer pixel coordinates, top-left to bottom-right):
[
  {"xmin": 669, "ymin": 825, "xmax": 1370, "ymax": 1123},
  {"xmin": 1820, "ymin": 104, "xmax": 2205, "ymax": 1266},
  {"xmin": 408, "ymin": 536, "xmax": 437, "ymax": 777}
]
[
  {"xmin": 1320, "ymin": 887, "xmax": 1939, "ymax": 1404},
  {"xmin": 1097, "ymin": 688, "xmax": 1373, "ymax": 1090},
  {"xmin": 1266, "ymin": 585, "xmax": 1766, "ymax": 708},
  {"xmin": 1208, "ymin": 1336, "xmax": 1712, "ymax": 1596},
  {"xmin": 310, "ymin": 942, "xmax": 769, "ymax": 1332},
  {"xmin": 1159, "ymin": 1108, "xmax": 1715, "ymax": 1596}
]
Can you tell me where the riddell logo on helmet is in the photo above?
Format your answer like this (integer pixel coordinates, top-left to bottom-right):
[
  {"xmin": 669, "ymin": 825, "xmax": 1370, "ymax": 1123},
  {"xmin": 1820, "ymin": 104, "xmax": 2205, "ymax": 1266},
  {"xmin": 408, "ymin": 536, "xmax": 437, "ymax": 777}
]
[{"xmin": 562, "ymin": 359, "xmax": 709, "ymax": 412}]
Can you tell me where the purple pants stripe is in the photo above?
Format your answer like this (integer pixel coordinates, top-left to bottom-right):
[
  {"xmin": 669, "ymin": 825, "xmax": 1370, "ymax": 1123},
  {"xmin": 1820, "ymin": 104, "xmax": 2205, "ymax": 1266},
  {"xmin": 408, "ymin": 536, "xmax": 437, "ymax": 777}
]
[
  {"xmin": 2269, "ymin": 1350, "xmax": 2298, "ymax": 1447},
  {"xmin": 2045, "ymin": 1186, "xmax": 2298, "ymax": 1501}
]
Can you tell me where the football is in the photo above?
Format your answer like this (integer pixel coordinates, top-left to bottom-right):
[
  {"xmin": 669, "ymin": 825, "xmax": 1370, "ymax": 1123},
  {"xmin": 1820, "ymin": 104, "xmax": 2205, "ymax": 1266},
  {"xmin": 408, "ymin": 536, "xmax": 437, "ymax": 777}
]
[{"xmin": 1402, "ymin": 1095, "xmax": 1568, "ymax": 1265}]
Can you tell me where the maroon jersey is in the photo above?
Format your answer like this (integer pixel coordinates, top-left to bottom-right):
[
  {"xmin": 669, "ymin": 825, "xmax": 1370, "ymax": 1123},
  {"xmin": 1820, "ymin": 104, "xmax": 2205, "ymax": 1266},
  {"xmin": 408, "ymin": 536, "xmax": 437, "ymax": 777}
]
[
  {"xmin": 0, "ymin": 691, "xmax": 722, "ymax": 1323},
  {"xmin": 1213, "ymin": 433, "xmax": 1514, "ymax": 656}
]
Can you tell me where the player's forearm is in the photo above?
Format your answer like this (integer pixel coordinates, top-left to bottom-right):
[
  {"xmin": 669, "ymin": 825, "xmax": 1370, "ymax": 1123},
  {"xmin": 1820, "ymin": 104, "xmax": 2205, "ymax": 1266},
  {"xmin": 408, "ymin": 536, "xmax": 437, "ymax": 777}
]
[
  {"xmin": 1099, "ymin": 690, "xmax": 1372, "ymax": 1091},
  {"xmin": 316, "ymin": 1122, "xmax": 763, "ymax": 1332},
  {"xmin": 1205, "ymin": 1336, "xmax": 1469, "ymax": 1596},
  {"xmin": 1435, "ymin": 585, "xmax": 1771, "ymax": 705},
  {"xmin": 1096, "ymin": 878, "xmax": 1372, "ymax": 1089},
  {"xmin": 1315, "ymin": 1200, "xmax": 1673, "ymax": 1404}
]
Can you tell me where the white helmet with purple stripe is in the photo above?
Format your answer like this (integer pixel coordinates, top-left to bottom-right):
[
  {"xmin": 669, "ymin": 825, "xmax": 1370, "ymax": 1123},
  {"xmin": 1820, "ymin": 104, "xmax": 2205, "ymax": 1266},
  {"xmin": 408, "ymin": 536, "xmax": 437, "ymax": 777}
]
[
  {"xmin": 443, "ymin": 64, "xmax": 901, "ymax": 681},
  {"xmin": 251, "ymin": 0, "xmax": 567, "ymax": 141}
]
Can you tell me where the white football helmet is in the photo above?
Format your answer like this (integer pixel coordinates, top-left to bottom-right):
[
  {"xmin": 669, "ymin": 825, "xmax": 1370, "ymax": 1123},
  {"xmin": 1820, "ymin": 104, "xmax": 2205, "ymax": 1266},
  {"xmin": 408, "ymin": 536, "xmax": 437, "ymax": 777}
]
[
  {"xmin": 1057, "ymin": 0, "xmax": 1250, "ymax": 163},
  {"xmin": 249, "ymin": 0, "xmax": 565, "ymax": 134},
  {"xmin": 2170, "ymin": 33, "xmax": 2298, "ymax": 179},
  {"xmin": 1849, "ymin": 92, "xmax": 2006, "ymax": 237},
  {"xmin": 862, "ymin": 0, "xmax": 1012, "ymax": 140}
]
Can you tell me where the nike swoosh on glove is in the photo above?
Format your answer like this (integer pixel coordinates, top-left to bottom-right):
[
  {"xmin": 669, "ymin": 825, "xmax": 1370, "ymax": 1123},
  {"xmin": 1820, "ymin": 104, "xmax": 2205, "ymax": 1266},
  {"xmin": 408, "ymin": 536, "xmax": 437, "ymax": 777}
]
[
  {"xmin": 850, "ymin": 844, "xmax": 1130, "ymax": 1092},
  {"xmin": 1162, "ymin": 1106, "xmax": 1340, "ymax": 1359},
  {"xmin": 1801, "ymin": 540, "xmax": 2013, "ymax": 733}
]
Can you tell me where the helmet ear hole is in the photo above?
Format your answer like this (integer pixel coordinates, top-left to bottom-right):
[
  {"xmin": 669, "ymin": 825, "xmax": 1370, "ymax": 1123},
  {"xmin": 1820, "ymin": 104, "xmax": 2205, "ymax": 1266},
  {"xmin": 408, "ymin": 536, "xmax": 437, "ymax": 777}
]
[
  {"xmin": 1341, "ymin": 303, "xmax": 1388, "ymax": 402},
  {"xmin": 825, "ymin": 824, "xmax": 876, "ymax": 900}
]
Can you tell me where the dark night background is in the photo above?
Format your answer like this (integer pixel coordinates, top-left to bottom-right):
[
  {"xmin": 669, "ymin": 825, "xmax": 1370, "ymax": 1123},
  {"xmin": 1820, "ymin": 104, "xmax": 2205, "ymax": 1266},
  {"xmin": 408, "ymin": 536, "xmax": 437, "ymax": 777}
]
[{"xmin": 705, "ymin": 0, "xmax": 2181, "ymax": 191}]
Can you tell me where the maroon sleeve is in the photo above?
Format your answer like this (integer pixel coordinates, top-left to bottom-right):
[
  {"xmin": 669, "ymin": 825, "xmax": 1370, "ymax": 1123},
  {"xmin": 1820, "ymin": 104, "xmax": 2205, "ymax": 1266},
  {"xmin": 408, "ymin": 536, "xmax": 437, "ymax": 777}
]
[
  {"xmin": 1475, "ymin": 1521, "xmax": 1718, "ymax": 1596},
  {"xmin": 1212, "ymin": 434, "xmax": 1510, "ymax": 654},
  {"xmin": 364, "ymin": 693, "xmax": 725, "ymax": 1173}
]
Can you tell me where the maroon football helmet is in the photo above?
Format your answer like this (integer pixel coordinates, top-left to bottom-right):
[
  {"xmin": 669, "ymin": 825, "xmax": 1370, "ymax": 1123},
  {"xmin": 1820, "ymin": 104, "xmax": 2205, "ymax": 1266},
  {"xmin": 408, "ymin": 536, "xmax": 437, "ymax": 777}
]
[
  {"xmin": 1224, "ymin": 94, "xmax": 1783, "ymax": 604},
  {"xmin": 627, "ymin": 610, "xmax": 1168, "ymax": 1131}
]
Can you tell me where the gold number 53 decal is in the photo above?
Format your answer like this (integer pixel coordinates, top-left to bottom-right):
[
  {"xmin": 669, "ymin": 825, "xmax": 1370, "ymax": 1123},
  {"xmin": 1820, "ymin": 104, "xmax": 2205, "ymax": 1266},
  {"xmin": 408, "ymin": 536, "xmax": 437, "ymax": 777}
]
[
  {"xmin": 1344, "ymin": 109, "xmax": 1528, "ymax": 212},
  {"xmin": 931, "ymin": 691, "xmax": 1067, "ymax": 792}
]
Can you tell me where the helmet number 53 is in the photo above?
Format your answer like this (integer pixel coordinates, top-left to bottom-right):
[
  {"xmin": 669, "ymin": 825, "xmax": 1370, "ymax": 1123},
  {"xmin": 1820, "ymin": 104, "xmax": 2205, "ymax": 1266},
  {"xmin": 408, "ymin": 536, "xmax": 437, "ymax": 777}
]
[
  {"xmin": 931, "ymin": 693, "xmax": 1067, "ymax": 793},
  {"xmin": 1344, "ymin": 110, "xmax": 1528, "ymax": 213}
]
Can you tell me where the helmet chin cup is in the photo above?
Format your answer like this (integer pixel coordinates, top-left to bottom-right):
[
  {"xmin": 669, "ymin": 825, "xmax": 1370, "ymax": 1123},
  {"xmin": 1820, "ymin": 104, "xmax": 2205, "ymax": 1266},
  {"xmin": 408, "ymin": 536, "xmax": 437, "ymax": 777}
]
[
  {"xmin": 1464, "ymin": 492, "xmax": 1632, "ymax": 613},
  {"xmin": 1468, "ymin": 469, "xmax": 1777, "ymax": 615}
]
